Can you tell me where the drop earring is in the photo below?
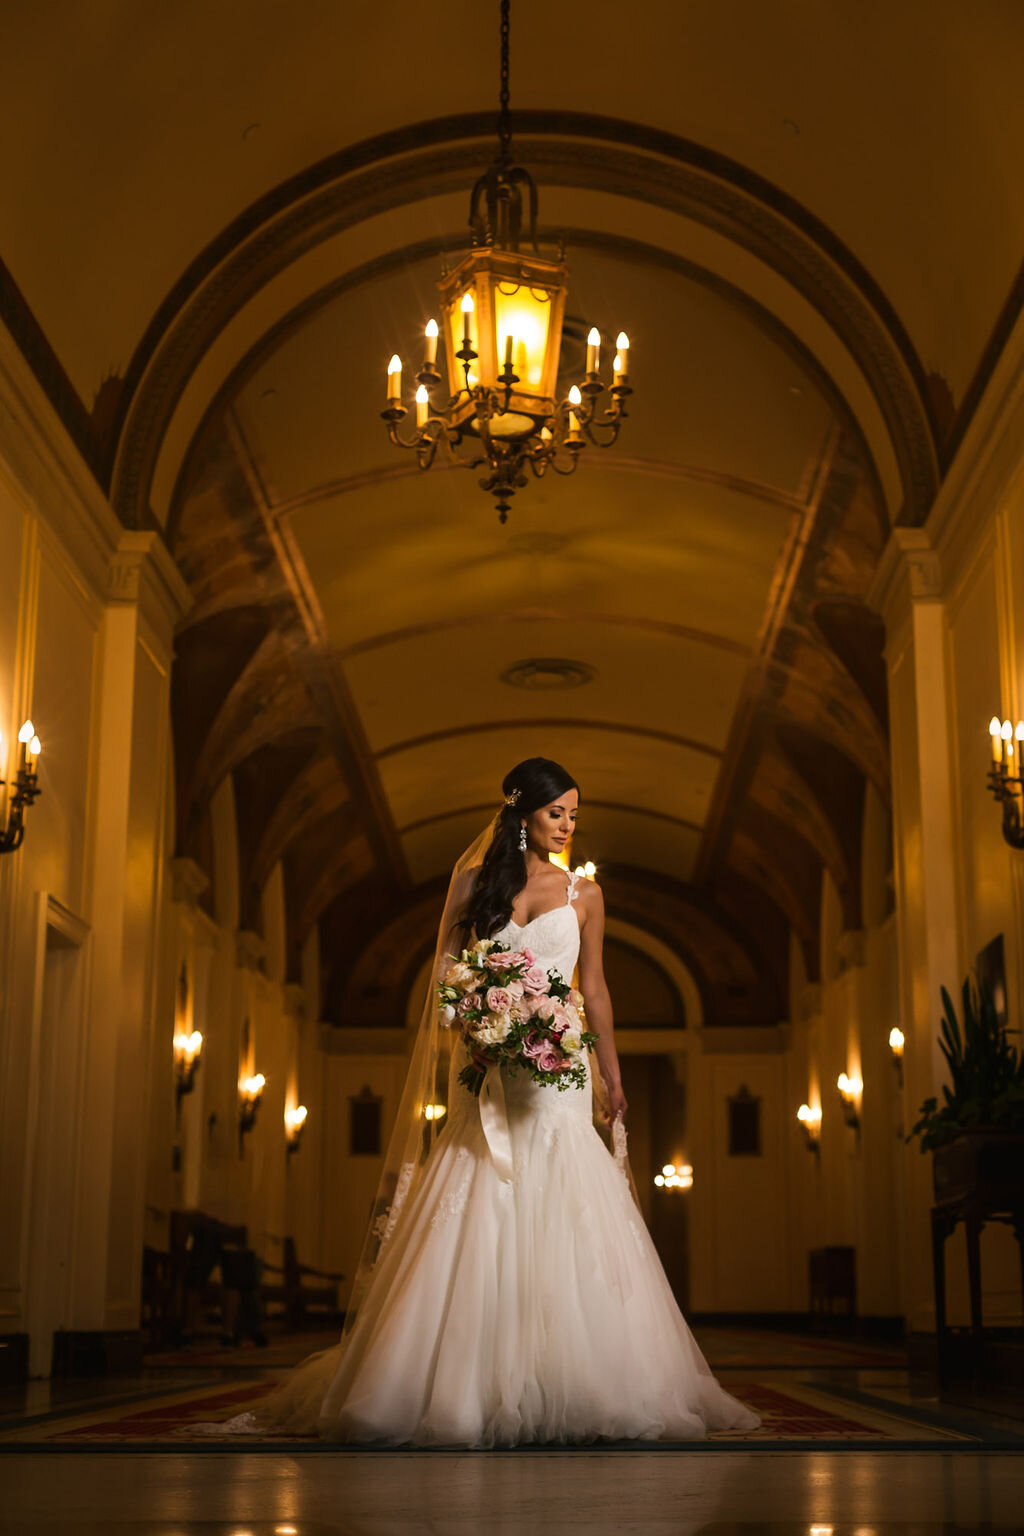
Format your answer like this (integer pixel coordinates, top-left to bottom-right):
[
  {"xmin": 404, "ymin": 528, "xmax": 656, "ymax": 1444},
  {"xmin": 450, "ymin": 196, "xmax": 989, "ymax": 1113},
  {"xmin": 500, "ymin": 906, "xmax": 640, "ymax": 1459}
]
[{"xmin": 519, "ymin": 824, "xmax": 528, "ymax": 852}]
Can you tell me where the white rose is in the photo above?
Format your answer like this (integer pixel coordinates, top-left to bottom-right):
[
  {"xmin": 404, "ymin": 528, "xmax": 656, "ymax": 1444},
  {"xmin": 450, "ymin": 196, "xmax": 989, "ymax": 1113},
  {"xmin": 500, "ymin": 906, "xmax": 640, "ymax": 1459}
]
[
  {"xmin": 474, "ymin": 1010, "xmax": 513, "ymax": 1046},
  {"xmin": 438, "ymin": 1004, "xmax": 457, "ymax": 1028},
  {"xmin": 443, "ymin": 961, "xmax": 476, "ymax": 991},
  {"xmin": 560, "ymin": 1027, "xmax": 583, "ymax": 1055}
]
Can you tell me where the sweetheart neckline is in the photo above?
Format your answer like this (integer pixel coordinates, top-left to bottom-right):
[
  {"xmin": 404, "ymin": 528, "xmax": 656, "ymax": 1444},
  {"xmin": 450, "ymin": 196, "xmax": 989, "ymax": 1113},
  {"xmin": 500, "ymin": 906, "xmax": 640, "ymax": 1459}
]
[{"xmin": 506, "ymin": 904, "xmax": 580, "ymax": 933}]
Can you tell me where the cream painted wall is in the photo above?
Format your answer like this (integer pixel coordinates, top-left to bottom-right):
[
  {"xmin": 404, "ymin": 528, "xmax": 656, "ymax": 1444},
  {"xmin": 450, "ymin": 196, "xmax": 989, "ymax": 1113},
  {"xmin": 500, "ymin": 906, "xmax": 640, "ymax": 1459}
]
[{"xmin": 0, "ymin": 320, "xmax": 188, "ymax": 1372}]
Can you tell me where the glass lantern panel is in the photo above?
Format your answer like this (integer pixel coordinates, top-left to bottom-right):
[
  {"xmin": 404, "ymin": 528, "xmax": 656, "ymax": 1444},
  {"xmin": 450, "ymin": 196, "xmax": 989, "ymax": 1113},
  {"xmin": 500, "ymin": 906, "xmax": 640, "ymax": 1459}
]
[{"xmin": 493, "ymin": 283, "xmax": 552, "ymax": 391}]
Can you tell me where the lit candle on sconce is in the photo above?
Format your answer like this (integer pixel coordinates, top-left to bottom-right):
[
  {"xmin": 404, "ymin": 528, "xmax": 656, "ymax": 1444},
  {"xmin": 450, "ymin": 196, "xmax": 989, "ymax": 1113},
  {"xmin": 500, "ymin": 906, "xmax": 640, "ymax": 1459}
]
[
  {"xmin": 888, "ymin": 1025, "xmax": 905, "ymax": 1087},
  {"xmin": 1, "ymin": 719, "xmax": 43, "ymax": 856},
  {"xmin": 836, "ymin": 1072, "xmax": 862, "ymax": 1131},
  {"xmin": 986, "ymin": 714, "xmax": 1024, "ymax": 848},
  {"xmin": 424, "ymin": 318, "xmax": 439, "ymax": 366},
  {"xmin": 567, "ymin": 385, "xmax": 583, "ymax": 440},
  {"xmin": 386, "ymin": 354, "xmax": 402, "ymax": 405},
  {"xmin": 504, "ymin": 333, "xmax": 514, "ymax": 369},
  {"xmin": 238, "ymin": 1073, "xmax": 266, "ymax": 1155},
  {"xmin": 424, "ymin": 1103, "xmax": 447, "ymax": 1121},
  {"xmin": 614, "ymin": 331, "xmax": 630, "ymax": 383},
  {"xmin": 460, "ymin": 290, "xmax": 474, "ymax": 346},
  {"xmin": 285, "ymin": 1103, "xmax": 308, "ymax": 1155},
  {"xmin": 586, "ymin": 326, "xmax": 600, "ymax": 375},
  {"xmin": 415, "ymin": 385, "xmax": 429, "ymax": 429},
  {"xmin": 797, "ymin": 1102, "xmax": 822, "ymax": 1152}
]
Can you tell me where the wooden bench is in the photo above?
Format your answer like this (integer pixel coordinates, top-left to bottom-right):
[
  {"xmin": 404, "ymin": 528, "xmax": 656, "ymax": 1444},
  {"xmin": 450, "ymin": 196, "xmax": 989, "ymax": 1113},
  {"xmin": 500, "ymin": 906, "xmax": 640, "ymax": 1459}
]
[{"xmin": 262, "ymin": 1236, "xmax": 344, "ymax": 1329}]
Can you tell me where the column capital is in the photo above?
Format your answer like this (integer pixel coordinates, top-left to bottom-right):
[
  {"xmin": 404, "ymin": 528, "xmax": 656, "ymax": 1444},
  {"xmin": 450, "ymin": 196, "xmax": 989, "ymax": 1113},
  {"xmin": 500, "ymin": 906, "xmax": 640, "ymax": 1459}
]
[
  {"xmin": 235, "ymin": 929, "xmax": 265, "ymax": 971},
  {"xmin": 282, "ymin": 983, "xmax": 306, "ymax": 1020},
  {"xmin": 168, "ymin": 857, "xmax": 209, "ymax": 907},
  {"xmin": 107, "ymin": 531, "xmax": 191, "ymax": 653},
  {"xmin": 867, "ymin": 526, "xmax": 942, "ymax": 628},
  {"xmin": 837, "ymin": 928, "xmax": 867, "ymax": 970}
]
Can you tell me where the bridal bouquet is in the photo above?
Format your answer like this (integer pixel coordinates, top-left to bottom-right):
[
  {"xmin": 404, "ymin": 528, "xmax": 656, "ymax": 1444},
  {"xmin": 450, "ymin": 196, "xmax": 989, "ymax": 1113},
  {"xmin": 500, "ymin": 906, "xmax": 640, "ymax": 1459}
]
[{"xmin": 438, "ymin": 939, "xmax": 598, "ymax": 1095}]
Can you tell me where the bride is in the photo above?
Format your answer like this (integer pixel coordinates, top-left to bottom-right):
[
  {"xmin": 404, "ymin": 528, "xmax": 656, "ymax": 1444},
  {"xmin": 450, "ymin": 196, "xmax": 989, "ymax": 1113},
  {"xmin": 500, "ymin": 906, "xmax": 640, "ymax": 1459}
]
[{"xmin": 204, "ymin": 756, "xmax": 760, "ymax": 1445}]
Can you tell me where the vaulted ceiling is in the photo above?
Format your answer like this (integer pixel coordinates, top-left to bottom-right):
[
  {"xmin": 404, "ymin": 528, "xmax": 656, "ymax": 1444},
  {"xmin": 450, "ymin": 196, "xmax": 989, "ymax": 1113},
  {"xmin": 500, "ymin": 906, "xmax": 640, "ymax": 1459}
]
[{"xmin": 3, "ymin": 2, "xmax": 1021, "ymax": 1021}]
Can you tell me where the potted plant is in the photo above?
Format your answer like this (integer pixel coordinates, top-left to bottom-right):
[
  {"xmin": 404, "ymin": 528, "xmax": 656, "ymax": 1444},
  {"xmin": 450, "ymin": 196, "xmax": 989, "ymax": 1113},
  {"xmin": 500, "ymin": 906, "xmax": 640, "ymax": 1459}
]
[{"xmin": 907, "ymin": 977, "xmax": 1024, "ymax": 1203}]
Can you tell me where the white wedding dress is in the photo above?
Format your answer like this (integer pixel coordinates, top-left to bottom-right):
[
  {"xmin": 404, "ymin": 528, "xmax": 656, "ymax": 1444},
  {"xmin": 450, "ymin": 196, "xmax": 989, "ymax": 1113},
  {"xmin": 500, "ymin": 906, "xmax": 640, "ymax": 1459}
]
[{"xmin": 202, "ymin": 877, "xmax": 760, "ymax": 1445}]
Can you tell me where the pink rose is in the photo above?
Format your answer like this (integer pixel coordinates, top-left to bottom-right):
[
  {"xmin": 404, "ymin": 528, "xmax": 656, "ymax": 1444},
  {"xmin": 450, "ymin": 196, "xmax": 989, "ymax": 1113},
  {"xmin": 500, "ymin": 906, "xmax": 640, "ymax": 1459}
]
[
  {"xmin": 506, "ymin": 980, "xmax": 525, "ymax": 1000},
  {"xmin": 457, "ymin": 991, "xmax": 482, "ymax": 1016},
  {"xmin": 521, "ymin": 1029, "xmax": 546, "ymax": 1059},
  {"xmin": 568, "ymin": 988, "xmax": 584, "ymax": 1010},
  {"xmin": 546, "ymin": 1003, "xmax": 571, "ymax": 1034},
  {"xmin": 500, "ymin": 951, "xmax": 526, "ymax": 969},
  {"xmin": 484, "ymin": 951, "xmax": 512, "ymax": 971},
  {"xmin": 522, "ymin": 965, "xmax": 548, "ymax": 996},
  {"xmin": 522, "ymin": 993, "xmax": 553, "ymax": 1019},
  {"xmin": 485, "ymin": 986, "xmax": 512, "ymax": 1013},
  {"xmin": 521, "ymin": 948, "xmax": 536, "ymax": 966},
  {"xmin": 538, "ymin": 1046, "xmax": 569, "ymax": 1073}
]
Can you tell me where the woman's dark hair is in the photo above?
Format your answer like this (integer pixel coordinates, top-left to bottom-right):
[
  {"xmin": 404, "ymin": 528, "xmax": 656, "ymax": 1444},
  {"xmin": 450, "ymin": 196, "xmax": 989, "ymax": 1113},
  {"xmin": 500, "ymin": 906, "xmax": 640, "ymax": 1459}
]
[{"xmin": 459, "ymin": 757, "xmax": 580, "ymax": 941}]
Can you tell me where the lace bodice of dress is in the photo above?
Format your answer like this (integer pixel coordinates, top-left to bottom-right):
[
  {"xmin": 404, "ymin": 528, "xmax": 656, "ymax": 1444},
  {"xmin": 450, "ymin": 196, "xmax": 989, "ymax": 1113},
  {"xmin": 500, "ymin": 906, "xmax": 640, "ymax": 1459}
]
[{"xmin": 490, "ymin": 868, "xmax": 582, "ymax": 983}]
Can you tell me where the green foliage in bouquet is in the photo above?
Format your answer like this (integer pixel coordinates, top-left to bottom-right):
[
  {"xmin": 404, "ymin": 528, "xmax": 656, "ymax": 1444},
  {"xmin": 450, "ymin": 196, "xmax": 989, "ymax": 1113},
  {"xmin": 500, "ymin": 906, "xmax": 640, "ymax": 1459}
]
[{"xmin": 907, "ymin": 976, "xmax": 1024, "ymax": 1152}]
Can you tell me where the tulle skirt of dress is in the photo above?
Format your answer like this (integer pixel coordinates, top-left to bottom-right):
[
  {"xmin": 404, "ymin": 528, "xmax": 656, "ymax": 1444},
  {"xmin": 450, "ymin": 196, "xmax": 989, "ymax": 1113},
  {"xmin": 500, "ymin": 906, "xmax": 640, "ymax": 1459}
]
[{"xmin": 202, "ymin": 1060, "xmax": 760, "ymax": 1447}]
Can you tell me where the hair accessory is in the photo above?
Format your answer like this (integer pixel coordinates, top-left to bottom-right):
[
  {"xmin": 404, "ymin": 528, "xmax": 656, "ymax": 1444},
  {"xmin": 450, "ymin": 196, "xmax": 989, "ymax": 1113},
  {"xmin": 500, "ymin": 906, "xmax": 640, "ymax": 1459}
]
[
  {"xmin": 518, "ymin": 824, "xmax": 528, "ymax": 852},
  {"xmin": 504, "ymin": 788, "xmax": 521, "ymax": 807}
]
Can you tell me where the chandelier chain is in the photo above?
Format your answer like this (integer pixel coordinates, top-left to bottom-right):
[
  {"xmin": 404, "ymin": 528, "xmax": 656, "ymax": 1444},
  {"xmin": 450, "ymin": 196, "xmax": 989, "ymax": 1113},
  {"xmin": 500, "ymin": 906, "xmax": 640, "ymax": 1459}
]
[{"xmin": 498, "ymin": 0, "xmax": 511, "ymax": 163}]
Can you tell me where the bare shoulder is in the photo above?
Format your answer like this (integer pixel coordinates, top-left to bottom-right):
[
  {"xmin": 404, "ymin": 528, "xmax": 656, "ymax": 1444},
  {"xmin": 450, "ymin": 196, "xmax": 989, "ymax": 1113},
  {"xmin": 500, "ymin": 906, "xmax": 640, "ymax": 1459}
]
[{"xmin": 574, "ymin": 874, "xmax": 604, "ymax": 922}]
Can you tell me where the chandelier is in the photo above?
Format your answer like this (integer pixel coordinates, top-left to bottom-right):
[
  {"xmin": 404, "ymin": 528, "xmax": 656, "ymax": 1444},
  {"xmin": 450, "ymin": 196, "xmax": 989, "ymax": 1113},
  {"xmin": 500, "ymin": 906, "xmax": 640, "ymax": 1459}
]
[{"xmin": 381, "ymin": 0, "xmax": 633, "ymax": 523}]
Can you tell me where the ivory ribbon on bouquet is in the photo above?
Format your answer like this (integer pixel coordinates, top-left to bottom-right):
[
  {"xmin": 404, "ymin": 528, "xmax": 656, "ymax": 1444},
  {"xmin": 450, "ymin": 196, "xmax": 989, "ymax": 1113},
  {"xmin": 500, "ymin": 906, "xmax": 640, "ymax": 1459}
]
[{"xmin": 479, "ymin": 1063, "xmax": 514, "ymax": 1184}]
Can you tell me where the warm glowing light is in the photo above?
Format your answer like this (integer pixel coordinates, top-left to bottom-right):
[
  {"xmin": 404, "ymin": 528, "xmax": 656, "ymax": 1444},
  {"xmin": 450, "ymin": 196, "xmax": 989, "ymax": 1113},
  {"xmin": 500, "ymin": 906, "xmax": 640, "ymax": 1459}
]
[
  {"xmin": 285, "ymin": 1105, "xmax": 308, "ymax": 1131},
  {"xmin": 275, "ymin": 1526, "xmax": 300, "ymax": 1535},
  {"xmin": 241, "ymin": 1073, "xmax": 265, "ymax": 1098},
  {"xmin": 415, "ymin": 384, "xmax": 429, "ymax": 428},
  {"xmin": 460, "ymin": 292, "xmax": 474, "ymax": 314},
  {"xmin": 1002, "ymin": 718, "xmax": 1013, "ymax": 740},
  {"xmin": 18, "ymin": 720, "xmax": 33, "ymax": 743},
  {"xmin": 586, "ymin": 325, "xmax": 600, "ymax": 373},
  {"xmin": 492, "ymin": 288, "xmax": 551, "ymax": 388},
  {"xmin": 837, "ymin": 1072, "xmax": 863, "ymax": 1097},
  {"xmin": 424, "ymin": 1103, "xmax": 447, "ymax": 1121},
  {"xmin": 1016, "ymin": 721, "xmax": 1024, "ymax": 743},
  {"xmin": 889, "ymin": 1027, "xmax": 905, "ymax": 1056},
  {"xmin": 567, "ymin": 384, "xmax": 582, "ymax": 406},
  {"xmin": 583, "ymin": 860, "xmax": 596, "ymax": 879},
  {"xmin": 655, "ymin": 1160, "xmax": 693, "ymax": 1190},
  {"xmin": 424, "ymin": 318, "xmax": 439, "ymax": 365},
  {"xmin": 991, "ymin": 715, "xmax": 1003, "ymax": 763},
  {"xmin": 797, "ymin": 1103, "xmax": 822, "ymax": 1126},
  {"xmin": 174, "ymin": 1030, "xmax": 203, "ymax": 1065},
  {"xmin": 386, "ymin": 354, "xmax": 402, "ymax": 402},
  {"xmin": 28, "ymin": 735, "xmax": 41, "ymax": 757},
  {"xmin": 615, "ymin": 331, "xmax": 629, "ymax": 352}
]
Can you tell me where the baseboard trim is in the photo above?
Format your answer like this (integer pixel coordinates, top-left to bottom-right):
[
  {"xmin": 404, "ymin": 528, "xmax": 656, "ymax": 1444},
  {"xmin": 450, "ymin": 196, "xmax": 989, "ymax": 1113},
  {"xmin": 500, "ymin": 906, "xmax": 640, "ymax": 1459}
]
[
  {"xmin": 689, "ymin": 1311, "xmax": 906, "ymax": 1341},
  {"xmin": 51, "ymin": 1329, "xmax": 144, "ymax": 1378}
]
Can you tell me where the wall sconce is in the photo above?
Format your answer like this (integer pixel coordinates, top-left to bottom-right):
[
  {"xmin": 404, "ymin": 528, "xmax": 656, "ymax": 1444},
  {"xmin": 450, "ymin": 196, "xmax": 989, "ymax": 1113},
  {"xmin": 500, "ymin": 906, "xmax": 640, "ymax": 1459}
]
[
  {"xmin": 424, "ymin": 1103, "xmax": 447, "ymax": 1122},
  {"xmin": 796, "ymin": 1102, "xmax": 822, "ymax": 1153},
  {"xmin": 0, "ymin": 720, "xmax": 42, "ymax": 855},
  {"xmin": 654, "ymin": 1161, "xmax": 693, "ymax": 1190},
  {"xmin": 573, "ymin": 861, "xmax": 597, "ymax": 882},
  {"xmin": 173, "ymin": 1029, "xmax": 203, "ymax": 1125},
  {"xmin": 888, "ymin": 1026, "xmax": 905, "ymax": 1088},
  {"xmin": 285, "ymin": 1103, "xmax": 308, "ymax": 1156},
  {"xmin": 987, "ymin": 716, "xmax": 1024, "ymax": 848},
  {"xmin": 238, "ymin": 1073, "xmax": 265, "ymax": 1155},
  {"xmin": 836, "ymin": 1072, "xmax": 862, "ymax": 1131}
]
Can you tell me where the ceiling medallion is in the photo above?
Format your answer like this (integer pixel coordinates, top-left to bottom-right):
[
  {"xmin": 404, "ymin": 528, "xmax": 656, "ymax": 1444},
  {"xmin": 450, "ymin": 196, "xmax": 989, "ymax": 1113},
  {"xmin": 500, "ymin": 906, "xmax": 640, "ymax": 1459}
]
[
  {"xmin": 501, "ymin": 658, "xmax": 596, "ymax": 691},
  {"xmin": 381, "ymin": 0, "xmax": 633, "ymax": 524}
]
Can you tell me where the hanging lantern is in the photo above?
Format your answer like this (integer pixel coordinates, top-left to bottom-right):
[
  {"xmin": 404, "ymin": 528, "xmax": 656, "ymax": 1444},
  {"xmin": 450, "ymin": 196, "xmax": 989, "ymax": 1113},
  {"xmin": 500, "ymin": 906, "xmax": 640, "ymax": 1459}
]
[{"xmin": 380, "ymin": 0, "xmax": 633, "ymax": 523}]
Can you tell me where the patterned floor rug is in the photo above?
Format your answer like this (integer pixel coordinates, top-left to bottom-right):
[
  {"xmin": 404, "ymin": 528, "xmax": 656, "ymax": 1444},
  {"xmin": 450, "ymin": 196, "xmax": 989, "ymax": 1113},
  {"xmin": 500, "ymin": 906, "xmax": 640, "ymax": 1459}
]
[{"xmin": 0, "ymin": 1375, "xmax": 999, "ymax": 1449}]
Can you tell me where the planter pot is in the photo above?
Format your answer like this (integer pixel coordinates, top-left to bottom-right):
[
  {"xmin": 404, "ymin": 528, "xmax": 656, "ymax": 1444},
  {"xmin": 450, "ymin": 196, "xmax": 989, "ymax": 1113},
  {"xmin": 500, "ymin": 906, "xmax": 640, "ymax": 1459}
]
[{"xmin": 932, "ymin": 1130, "xmax": 1024, "ymax": 1207}]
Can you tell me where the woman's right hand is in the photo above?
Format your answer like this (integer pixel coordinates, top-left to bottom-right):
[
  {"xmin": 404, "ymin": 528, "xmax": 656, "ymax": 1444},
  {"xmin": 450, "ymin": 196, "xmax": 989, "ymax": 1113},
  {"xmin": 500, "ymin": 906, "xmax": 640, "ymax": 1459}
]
[{"xmin": 604, "ymin": 1081, "xmax": 628, "ymax": 1125}]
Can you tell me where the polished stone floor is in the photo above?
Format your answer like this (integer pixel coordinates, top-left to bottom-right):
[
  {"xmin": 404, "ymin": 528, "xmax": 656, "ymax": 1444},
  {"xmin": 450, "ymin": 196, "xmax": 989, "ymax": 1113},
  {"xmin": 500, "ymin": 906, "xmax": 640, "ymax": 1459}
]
[{"xmin": 2, "ymin": 1448, "xmax": 1024, "ymax": 1533}]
